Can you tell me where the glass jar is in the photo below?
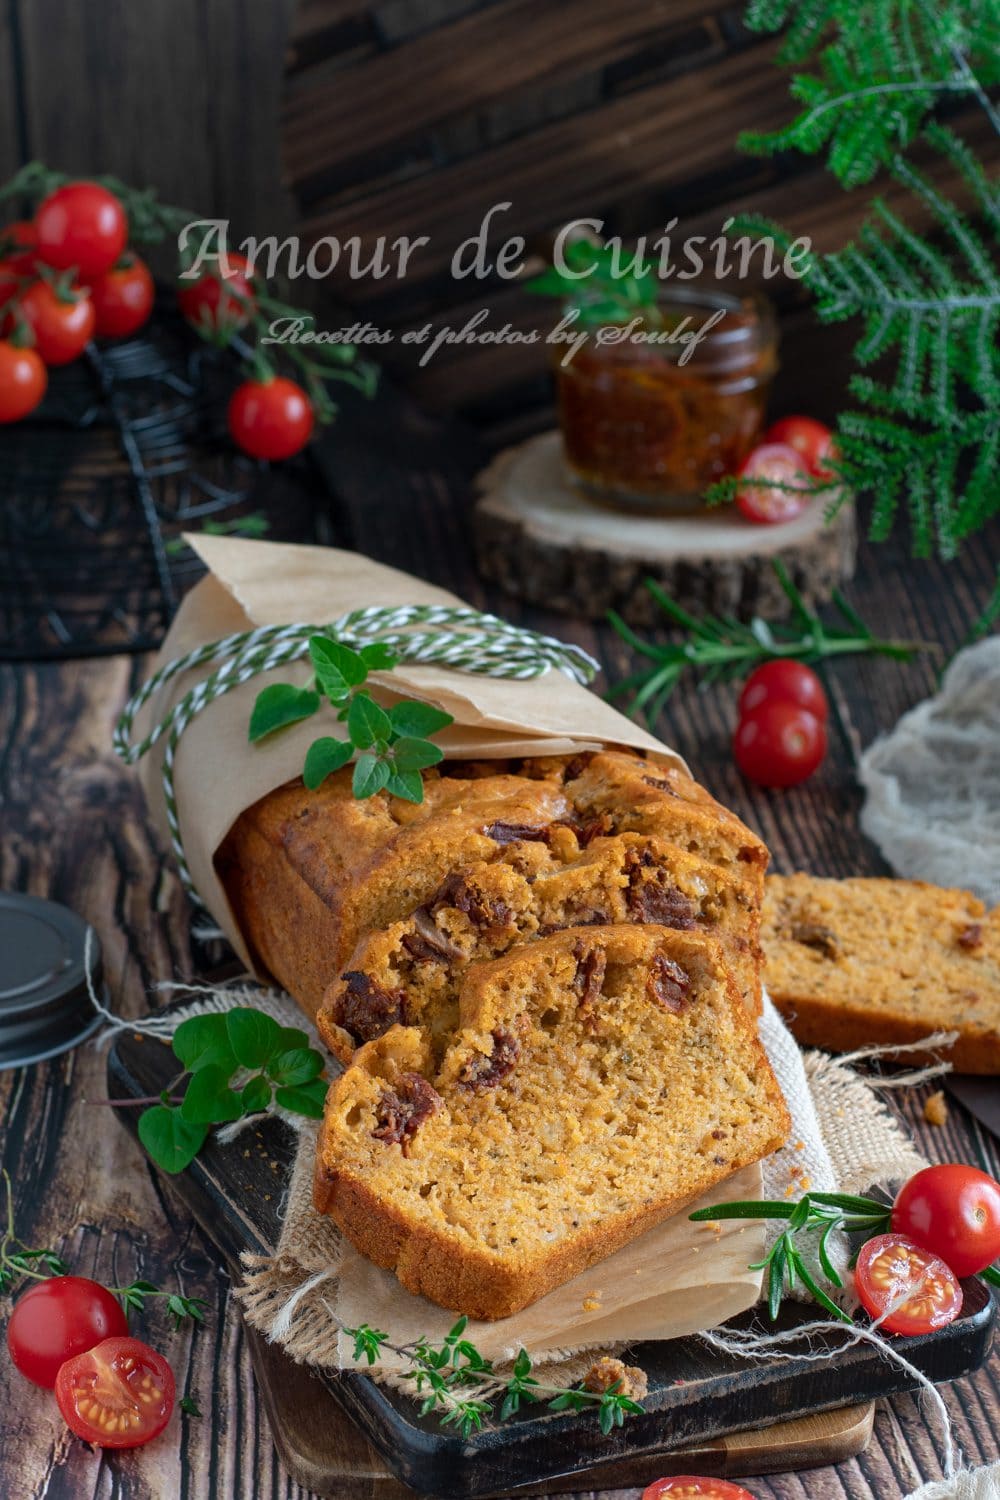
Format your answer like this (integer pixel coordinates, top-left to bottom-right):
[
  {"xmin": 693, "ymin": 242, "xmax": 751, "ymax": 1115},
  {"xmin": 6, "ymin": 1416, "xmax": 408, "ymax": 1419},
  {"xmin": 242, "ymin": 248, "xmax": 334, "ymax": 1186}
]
[{"xmin": 554, "ymin": 288, "xmax": 778, "ymax": 514}]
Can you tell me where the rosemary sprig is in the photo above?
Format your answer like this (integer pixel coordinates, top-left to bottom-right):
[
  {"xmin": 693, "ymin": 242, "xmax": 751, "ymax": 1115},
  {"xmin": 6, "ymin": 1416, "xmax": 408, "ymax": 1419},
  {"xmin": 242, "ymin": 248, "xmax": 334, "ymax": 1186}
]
[
  {"xmin": 608, "ymin": 560, "xmax": 935, "ymax": 726},
  {"xmin": 346, "ymin": 1316, "xmax": 644, "ymax": 1439},
  {"xmin": 524, "ymin": 238, "xmax": 660, "ymax": 328},
  {"xmin": 691, "ymin": 1190, "xmax": 894, "ymax": 1322}
]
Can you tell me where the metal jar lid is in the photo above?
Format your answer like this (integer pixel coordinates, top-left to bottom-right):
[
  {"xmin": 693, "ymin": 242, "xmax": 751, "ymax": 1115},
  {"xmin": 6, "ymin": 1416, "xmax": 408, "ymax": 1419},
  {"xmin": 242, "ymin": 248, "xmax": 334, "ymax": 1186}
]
[{"xmin": 0, "ymin": 892, "xmax": 105, "ymax": 1068}]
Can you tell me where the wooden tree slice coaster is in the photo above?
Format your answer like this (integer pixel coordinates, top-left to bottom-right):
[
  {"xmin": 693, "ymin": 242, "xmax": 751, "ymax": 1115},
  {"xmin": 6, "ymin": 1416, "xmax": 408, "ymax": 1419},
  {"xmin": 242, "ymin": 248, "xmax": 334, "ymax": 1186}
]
[{"xmin": 473, "ymin": 431, "xmax": 857, "ymax": 626}]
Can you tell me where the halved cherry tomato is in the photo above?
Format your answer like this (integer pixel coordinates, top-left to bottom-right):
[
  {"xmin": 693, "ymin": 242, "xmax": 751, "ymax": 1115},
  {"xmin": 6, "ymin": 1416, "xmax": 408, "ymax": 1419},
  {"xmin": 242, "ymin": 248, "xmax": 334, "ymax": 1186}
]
[
  {"xmin": 735, "ymin": 442, "xmax": 810, "ymax": 524},
  {"xmin": 0, "ymin": 220, "xmax": 39, "ymax": 275},
  {"xmin": 88, "ymin": 254, "xmax": 155, "ymax": 339},
  {"xmin": 892, "ymin": 1164, "xmax": 1000, "ymax": 1278},
  {"xmin": 738, "ymin": 660, "xmax": 828, "ymax": 724},
  {"xmin": 0, "ymin": 340, "xmax": 47, "ymax": 422},
  {"xmin": 6, "ymin": 1276, "xmax": 128, "ymax": 1388},
  {"xmin": 178, "ymin": 251, "xmax": 257, "ymax": 333},
  {"xmin": 14, "ymin": 280, "xmax": 95, "ymax": 365},
  {"xmin": 854, "ymin": 1234, "xmax": 963, "ymax": 1336},
  {"xmin": 35, "ymin": 182, "xmax": 127, "ymax": 280},
  {"xmin": 55, "ymin": 1335, "xmax": 175, "ymax": 1448},
  {"xmin": 642, "ymin": 1480, "xmax": 758, "ymax": 1499},
  {"xmin": 763, "ymin": 416, "xmax": 838, "ymax": 479},
  {"xmin": 228, "ymin": 375, "xmax": 314, "ymax": 460},
  {"xmin": 733, "ymin": 701, "xmax": 826, "ymax": 788}
]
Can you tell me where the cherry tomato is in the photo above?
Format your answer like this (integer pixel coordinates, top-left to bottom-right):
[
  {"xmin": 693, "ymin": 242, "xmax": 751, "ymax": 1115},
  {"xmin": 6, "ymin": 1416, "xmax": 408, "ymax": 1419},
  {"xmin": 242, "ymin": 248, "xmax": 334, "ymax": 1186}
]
[
  {"xmin": 6, "ymin": 1276, "xmax": 128, "ymax": 1389},
  {"xmin": 88, "ymin": 254, "xmax": 155, "ymax": 339},
  {"xmin": 14, "ymin": 280, "xmax": 95, "ymax": 365},
  {"xmin": 892, "ymin": 1164, "xmax": 1000, "ymax": 1278},
  {"xmin": 735, "ymin": 442, "xmax": 810, "ymax": 524},
  {"xmin": 854, "ymin": 1234, "xmax": 963, "ymax": 1336},
  {"xmin": 35, "ymin": 182, "xmax": 127, "ymax": 280},
  {"xmin": 764, "ymin": 416, "xmax": 838, "ymax": 479},
  {"xmin": 228, "ymin": 375, "xmax": 314, "ymax": 460},
  {"xmin": 0, "ymin": 219, "xmax": 39, "ymax": 275},
  {"xmin": 642, "ymin": 1481, "xmax": 758, "ymax": 1499},
  {"xmin": 733, "ymin": 702, "xmax": 826, "ymax": 788},
  {"xmin": 0, "ymin": 339, "xmax": 47, "ymax": 422},
  {"xmin": 55, "ymin": 1335, "xmax": 175, "ymax": 1448},
  {"xmin": 177, "ymin": 251, "xmax": 257, "ymax": 333},
  {"xmin": 738, "ymin": 661, "xmax": 828, "ymax": 724}
]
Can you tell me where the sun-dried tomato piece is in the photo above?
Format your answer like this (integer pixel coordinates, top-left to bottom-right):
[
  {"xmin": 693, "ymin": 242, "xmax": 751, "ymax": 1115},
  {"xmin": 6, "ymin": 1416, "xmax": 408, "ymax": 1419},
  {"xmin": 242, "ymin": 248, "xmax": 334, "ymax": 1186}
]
[
  {"xmin": 372, "ymin": 1072, "xmax": 442, "ymax": 1153},
  {"xmin": 336, "ymin": 971, "xmax": 409, "ymax": 1043},
  {"xmin": 483, "ymin": 821, "xmax": 551, "ymax": 846},
  {"xmin": 623, "ymin": 848, "xmax": 699, "ymax": 929},
  {"xmin": 458, "ymin": 1028, "xmax": 521, "ymax": 1091},
  {"xmin": 646, "ymin": 953, "xmax": 691, "ymax": 1013}
]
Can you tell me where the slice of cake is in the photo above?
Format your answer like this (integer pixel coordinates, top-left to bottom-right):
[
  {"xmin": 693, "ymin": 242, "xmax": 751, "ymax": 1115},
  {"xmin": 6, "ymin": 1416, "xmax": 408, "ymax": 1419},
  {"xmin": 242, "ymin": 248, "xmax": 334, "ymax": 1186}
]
[
  {"xmin": 314, "ymin": 926, "xmax": 789, "ymax": 1320},
  {"xmin": 318, "ymin": 831, "xmax": 762, "ymax": 1063},
  {"xmin": 763, "ymin": 873, "xmax": 1000, "ymax": 1073}
]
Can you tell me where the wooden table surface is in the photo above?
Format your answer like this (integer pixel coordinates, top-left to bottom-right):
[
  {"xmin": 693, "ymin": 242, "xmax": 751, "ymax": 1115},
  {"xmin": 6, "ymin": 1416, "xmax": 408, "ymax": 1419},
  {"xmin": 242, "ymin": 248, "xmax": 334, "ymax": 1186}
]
[{"xmin": 1, "ymin": 380, "xmax": 998, "ymax": 1499}]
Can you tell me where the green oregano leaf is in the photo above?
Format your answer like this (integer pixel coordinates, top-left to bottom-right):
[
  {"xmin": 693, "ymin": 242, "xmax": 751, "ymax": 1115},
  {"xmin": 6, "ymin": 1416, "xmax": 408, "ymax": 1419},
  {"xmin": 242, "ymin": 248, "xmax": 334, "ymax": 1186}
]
[
  {"xmin": 248, "ymin": 684, "xmax": 320, "ymax": 743},
  {"xmin": 302, "ymin": 736, "xmax": 353, "ymax": 790},
  {"xmin": 348, "ymin": 693, "xmax": 392, "ymax": 749},
  {"xmin": 172, "ymin": 1014, "xmax": 237, "ymax": 1074},
  {"xmin": 266, "ymin": 1047, "xmax": 324, "ymax": 1087},
  {"xmin": 273, "ymin": 1025, "xmax": 311, "ymax": 1053},
  {"xmin": 309, "ymin": 635, "xmax": 367, "ymax": 697},
  {"xmin": 359, "ymin": 642, "xmax": 397, "ymax": 670},
  {"xmin": 240, "ymin": 1075, "xmax": 272, "ymax": 1114},
  {"xmin": 352, "ymin": 753, "xmax": 390, "ymax": 799},
  {"xmin": 180, "ymin": 1066, "xmax": 244, "ymax": 1125},
  {"xmin": 388, "ymin": 701, "xmax": 454, "ymax": 739},
  {"xmin": 274, "ymin": 1079, "xmax": 328, "ymax": 1118},
  {"xmin": 385, "ymin": 768, "xmax": 424, "ymax": 803},
  {"xmin": 391, "ymin": 736, "xmax": 444, "ymax": 772},
  {"xmin": 226, "ymin": 1007, "xmax": 281, "ymax": 1069},
  {"xmin": 138, "ymin": 1106, "xmax": 208, "ymax": 1174}
]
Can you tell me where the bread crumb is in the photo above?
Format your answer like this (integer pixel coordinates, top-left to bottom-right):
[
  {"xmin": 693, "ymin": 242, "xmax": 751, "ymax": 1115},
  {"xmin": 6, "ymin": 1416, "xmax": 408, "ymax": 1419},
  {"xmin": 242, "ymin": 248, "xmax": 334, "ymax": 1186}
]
[
  {"xmin": 794, "ymin": 1140, "xmax": 805, "ymax": 1151},
  {"xmin": 583, "ymin": 1356, "xmax": 648, "ymax": 1400},
  {"xmin": 700, "ymin": 1221, "xmax": 722, "ymax": 1234},
  {"xmin": 800, "ymin": 1176, "xmax": 811, "ymax": 1191},
  {"xmin": 582, "ymin": 1297, "xmax": 601, "ymax": 1312},
  {"xmin": 923, "ymin": 1090, "xmax": 949, "ymax": 1126}
]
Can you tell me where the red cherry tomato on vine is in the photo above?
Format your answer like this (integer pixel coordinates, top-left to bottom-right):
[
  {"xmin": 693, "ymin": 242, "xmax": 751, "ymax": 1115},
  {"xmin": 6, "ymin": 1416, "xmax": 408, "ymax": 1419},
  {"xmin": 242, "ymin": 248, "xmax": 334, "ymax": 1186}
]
[
  {"xmin": 14, "ymin": 280, "xmax": 95, "ymax": 365},
  {"xmin": 642, "ymin": 1481, "xmax": 759, "ymax": 1499},
  {"xmin": 735, "ymin": 442, "xmax": 810, "ymax": 524},
  {"xmin": 854, "ymin": 1234, "xmax": 963, "ymax": 1336},
  {"xmin": 228, "ymin": 375, "xmax": 314, "ymax": 460},
  {"xmin": 733, "ymin": 702, "xmax": 826, "ymax": 788},
  {"xmin": 55, "ymin": 1335, "xmax": 175, "ymax": 1448},
  {"xmin": 764, "ymin": 415, "xmax": 838, "ymax": 479},
  {"xmin": 88, "ymin": 254, "xmax": 155, "ymax": 339},
  {"xmin": 0, "ymin": 339, "xmax": 47, "ymax": 421},
  {"xmin": 0, "ymin": 219, "xmax": 39, "ymax": 275},
  {"xmin": 178, "ymin": 251, "xmax": 257, "ymax": 333},
  {"xmin": 738, "ymin": 660, "xmax": 829, "ymax": 724},
  {"xmin": 35, "ymin": 182, "xmax": 127, "ymax": 280},
  {"xmin": 6, "ymin": 1276, "xmax": 128, "ymax": 1388},
  {"xmin": 892, "ymin": 1164, "xmax": 1000, "ymax": 1278}
]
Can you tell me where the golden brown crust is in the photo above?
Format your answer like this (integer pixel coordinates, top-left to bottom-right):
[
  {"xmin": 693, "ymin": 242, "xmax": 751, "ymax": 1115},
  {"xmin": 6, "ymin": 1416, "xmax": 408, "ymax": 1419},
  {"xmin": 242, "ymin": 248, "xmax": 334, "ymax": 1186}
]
[{"xmin": 763, "ymin": 874, "xmax": 1000, "ymax": 1074}]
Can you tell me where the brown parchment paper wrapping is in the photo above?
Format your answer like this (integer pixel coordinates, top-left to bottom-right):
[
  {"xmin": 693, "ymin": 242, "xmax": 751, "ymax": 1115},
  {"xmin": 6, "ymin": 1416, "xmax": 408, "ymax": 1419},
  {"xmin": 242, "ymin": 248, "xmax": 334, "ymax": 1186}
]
[{"xmin": 136, "ymin": 534, "xmax": 685, "ymax": 971}]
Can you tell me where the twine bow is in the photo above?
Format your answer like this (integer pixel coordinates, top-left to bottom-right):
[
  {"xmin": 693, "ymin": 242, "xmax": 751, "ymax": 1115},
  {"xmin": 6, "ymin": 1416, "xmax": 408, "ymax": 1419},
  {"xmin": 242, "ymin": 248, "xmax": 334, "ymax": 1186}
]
[{"xmin": 114, "ymin": 604, "xmax": 599, "ymax": 904}]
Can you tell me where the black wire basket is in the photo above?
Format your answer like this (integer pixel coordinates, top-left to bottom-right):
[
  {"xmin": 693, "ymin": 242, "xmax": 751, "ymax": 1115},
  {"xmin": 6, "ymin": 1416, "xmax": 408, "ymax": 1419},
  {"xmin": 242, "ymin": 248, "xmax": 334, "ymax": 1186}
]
[{"xmin": 0, "ymin": 297, "xmax": 334, "ymax": 661}]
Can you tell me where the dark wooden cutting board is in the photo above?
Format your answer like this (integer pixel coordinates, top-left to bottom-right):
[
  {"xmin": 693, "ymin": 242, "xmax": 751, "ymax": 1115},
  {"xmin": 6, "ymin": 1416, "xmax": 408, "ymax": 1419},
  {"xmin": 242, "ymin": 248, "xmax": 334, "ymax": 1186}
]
[{"xmin": 107, "ymin": 1018, "xmax": 996, "ymax": 1500}]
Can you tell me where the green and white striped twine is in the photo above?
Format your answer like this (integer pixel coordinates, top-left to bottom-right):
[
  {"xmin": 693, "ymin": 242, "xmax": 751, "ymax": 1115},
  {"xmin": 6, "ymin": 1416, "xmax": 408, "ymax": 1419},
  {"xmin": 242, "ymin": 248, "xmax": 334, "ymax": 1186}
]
[{"xmin": 114, "ymin": 603, "xmax": 599, "ymax": 905}]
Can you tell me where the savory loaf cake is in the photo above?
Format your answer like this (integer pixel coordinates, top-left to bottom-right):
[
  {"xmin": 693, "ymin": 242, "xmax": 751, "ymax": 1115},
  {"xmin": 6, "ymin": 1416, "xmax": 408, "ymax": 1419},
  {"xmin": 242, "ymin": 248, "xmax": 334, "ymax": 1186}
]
[
  {"xmin": 318, "ymin": 830, "xmax": 762, "ymax": 1063},
  {"xmin": 314, "ymin": 925, "xmax": 790, "ymax": 1319},
  {"xmin": 763, "ymin": 874, "xmax": 1000, "ymax": 1073},
  {"xmin": 218, "ymin": 749, "xmax": 767, "ymax": 1019}
]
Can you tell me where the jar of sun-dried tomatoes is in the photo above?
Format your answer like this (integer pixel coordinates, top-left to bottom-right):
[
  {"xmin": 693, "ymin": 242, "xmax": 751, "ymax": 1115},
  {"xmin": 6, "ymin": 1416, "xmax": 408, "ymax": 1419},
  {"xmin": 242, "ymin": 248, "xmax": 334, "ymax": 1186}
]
[{"xmin": 554, "ymin": 288, "xmax": 778, "ymax": 514}]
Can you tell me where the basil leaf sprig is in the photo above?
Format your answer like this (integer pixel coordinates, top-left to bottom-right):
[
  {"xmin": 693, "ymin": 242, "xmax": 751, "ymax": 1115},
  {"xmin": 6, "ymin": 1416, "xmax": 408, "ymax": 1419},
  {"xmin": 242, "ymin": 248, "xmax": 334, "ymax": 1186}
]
[
  {"xmin": 690, "ymin": 1190, "xmax": 895, "ymax": 1323},
  {"xmin": 249, "ymin": 634, "xmax": 454, "ymax": 804},
  {"xmin": 346, "ymin": 1315, "xmax": 644, "ymax": 1439},
  {"xmin": 137, "ymin": 1008, "xmax": 328, "ymax": 1175}
]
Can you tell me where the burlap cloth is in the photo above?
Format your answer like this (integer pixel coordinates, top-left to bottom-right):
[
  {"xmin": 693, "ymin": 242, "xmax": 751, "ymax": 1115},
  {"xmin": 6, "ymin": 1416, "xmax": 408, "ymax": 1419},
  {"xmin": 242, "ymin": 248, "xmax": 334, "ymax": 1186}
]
[{"xmin": 233, "ymin": 994, "xmax": 929, "ymax": 1388}]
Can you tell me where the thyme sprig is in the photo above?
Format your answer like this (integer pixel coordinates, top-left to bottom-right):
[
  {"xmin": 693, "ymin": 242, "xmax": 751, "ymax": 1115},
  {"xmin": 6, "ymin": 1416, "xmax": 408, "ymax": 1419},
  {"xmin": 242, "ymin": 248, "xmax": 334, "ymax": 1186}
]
[
  {"xmin": 0, "ymin": 1170, "xmax": 206, "ymax": 1327},
  {"xmin": 346, "ymin": 1316, "xmax": 644, "ymax": 1439},
  {"xmin": 608, "ymin": 560, "xmax": 934, "ymax": 726}
]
